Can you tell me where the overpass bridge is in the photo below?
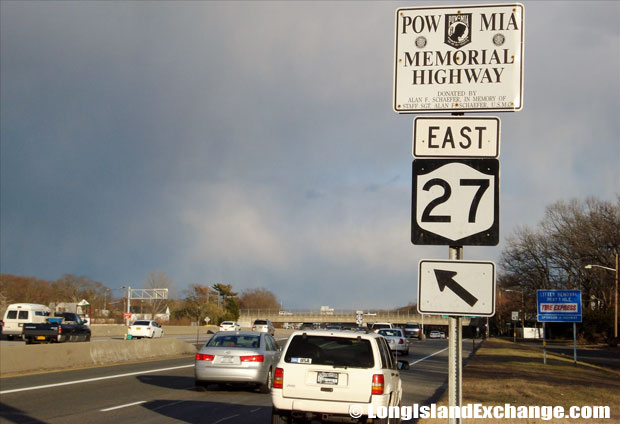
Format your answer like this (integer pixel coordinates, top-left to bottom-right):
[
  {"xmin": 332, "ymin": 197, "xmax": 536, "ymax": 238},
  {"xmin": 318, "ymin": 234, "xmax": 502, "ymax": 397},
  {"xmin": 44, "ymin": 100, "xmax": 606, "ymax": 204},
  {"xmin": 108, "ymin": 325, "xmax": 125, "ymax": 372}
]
[{"xmin": 238, "ymin": 309, "xmax": 473, "ymax": 328}]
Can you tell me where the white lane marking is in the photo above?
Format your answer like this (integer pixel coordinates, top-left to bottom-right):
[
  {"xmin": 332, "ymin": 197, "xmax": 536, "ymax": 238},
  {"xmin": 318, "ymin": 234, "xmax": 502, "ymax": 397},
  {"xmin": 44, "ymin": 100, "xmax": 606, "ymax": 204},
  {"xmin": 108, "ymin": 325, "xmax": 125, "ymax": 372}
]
[
  {"xmin": 0, "ymin": 364, "xmax": 194, "ymax": 395},
  {"xmin": 213, "ymin": 414, "xmax": 240, "ymax": 424},
  {"xmin": 100, "ymin": 401, "xmax": 147, "ymax": 412},
  {"xmin": 250, "ymin": 407, "xmax": 261, "ymax": 413},
  {"xmin": 151, "ymin": 399, "xmax": 187, "ymax": 412},
  {"xmin": 408, "ymin": 347, "xmax": 449, "ymax": 366}
]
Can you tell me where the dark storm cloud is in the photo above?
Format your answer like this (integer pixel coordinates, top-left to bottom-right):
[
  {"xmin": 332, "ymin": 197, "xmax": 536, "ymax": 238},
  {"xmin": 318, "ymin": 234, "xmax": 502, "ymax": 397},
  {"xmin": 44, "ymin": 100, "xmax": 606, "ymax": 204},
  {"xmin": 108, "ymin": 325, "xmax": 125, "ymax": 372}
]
[{"xmin": 1, "ymin": 1, "xmax": 618, "ymax": 308}]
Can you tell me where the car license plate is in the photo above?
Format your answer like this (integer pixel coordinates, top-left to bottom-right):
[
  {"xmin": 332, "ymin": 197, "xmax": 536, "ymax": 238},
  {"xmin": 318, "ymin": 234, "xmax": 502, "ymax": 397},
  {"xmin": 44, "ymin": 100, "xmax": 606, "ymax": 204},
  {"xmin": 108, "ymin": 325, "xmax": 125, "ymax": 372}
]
[
  {"xmin": 221, "ymin": 356, "xmax": 234, "ymax": 364},
  {"xmin": 36, "ymin": 336, "xmax": 46, "ymax": 341},
  {"xmin": 135, "ymin": 327, "xmax": 141, "ymax": 330},
  {"xmin": 317, "ymin": 372, "xmax": 339, "ymax": 385}
]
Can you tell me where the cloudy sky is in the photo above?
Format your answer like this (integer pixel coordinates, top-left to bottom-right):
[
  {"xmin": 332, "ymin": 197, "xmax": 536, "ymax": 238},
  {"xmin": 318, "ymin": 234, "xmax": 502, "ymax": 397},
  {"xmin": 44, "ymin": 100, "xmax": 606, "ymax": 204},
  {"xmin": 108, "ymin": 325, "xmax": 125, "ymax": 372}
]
[{"xmin": 1, "ymin": 1, "xmax": 618, "ymax": 309}]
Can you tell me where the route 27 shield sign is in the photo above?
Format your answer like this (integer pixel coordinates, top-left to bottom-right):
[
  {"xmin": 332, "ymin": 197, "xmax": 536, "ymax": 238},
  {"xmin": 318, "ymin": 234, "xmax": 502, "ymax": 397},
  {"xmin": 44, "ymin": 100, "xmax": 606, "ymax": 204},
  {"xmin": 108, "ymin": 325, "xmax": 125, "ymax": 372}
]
[{"xmin": 412, "ymin": 159, "xmax": 499, "ymax": 245}]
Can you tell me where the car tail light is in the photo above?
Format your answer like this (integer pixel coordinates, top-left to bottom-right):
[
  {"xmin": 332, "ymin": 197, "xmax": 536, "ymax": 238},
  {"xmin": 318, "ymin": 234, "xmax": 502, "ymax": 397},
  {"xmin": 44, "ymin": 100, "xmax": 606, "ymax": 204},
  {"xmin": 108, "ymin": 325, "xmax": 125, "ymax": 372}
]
[
  {"xmin": 273, "ymin": 367, "xmax": 284, "ymax": 389},
  {"xmin": 195, "ymin": 353, "xmax": 214, "ymax": 361},
  {"xmin": 371, "ymin": 374, "xmax": 384, "ymax": 395},
  {"xmin": 240, "ymin": 355, "xmax": 264, "ymax": 362},
  {"xmin": 58, "ymin": 326, "xmax": 62, "ymax": 334},
  {"xmin": 252, "ymin": 326, "xmax": 256, "ymax": 330},
  {"xmin": 399, "ymin": 338, "xmax": 404, "ymax": 344}
]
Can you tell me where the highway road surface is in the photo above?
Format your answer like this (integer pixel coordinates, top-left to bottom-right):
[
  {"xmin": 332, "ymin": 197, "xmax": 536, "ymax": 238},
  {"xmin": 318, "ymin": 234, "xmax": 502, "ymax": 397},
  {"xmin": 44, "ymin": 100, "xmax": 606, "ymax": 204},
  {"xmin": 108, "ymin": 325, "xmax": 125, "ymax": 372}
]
[{"xmin": 0, "ymin": 338, "xmax": 478, "ymax": 424}]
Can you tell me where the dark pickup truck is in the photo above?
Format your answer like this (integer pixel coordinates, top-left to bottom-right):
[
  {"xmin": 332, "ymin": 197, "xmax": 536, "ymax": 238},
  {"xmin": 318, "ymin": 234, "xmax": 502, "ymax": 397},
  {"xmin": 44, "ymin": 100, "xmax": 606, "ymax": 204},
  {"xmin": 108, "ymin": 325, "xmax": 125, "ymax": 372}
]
[{"xmin": 22, "ymin": 312, "xmax": 91, "ymax": 344}]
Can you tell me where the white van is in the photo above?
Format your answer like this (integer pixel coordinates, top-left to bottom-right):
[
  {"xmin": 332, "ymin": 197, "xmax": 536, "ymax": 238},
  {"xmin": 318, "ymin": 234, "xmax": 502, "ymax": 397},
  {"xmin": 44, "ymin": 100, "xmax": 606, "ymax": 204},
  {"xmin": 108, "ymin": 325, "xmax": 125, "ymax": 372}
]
[{"xmin": 2, "ymin": 303, "xmax": 51, "ymax": 340}]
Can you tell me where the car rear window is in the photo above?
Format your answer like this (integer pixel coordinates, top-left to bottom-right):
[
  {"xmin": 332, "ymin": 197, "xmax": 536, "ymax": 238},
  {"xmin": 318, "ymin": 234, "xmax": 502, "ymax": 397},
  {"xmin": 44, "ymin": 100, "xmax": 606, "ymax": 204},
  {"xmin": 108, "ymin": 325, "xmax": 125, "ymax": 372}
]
[
  {"xmin": 372, "ymin": 324, "xmax": 390, "ymax": 330},
  {"xmin": 284, "ymin": 335, "xmax": 374, "ymax": 368},
  {"xmin": 378, "ymin": 329, "xmax": 402, "ymax": 337},
  {"xmin": 221, "ymin": 321, "xmax": 233, "ymax": 325},
  {"xmin": 18, "ymin": 311, "xmax": 28, "ymax": 320},
  {"xmin": 207, "ymin": 334, "xmax": 260, "ymax": 348},
  {"xmin": 133, "ymin": 321, "xmax": 150, "ymax": 326},
  {"xmin": 6, "ymin": 311, "xmax": 17, "ymax": 319},
  {"xmin": 253, "ymin": 320, "xmax": 267, "ymax": 325}
]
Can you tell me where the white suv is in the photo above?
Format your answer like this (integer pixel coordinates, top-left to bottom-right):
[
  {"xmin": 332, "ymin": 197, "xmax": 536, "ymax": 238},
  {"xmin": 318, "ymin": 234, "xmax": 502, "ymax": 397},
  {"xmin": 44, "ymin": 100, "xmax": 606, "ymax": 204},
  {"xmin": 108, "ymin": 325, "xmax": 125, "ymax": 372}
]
[{"xmin": 271, "ymin": 329, "xmax": 408, "ymax": 423}]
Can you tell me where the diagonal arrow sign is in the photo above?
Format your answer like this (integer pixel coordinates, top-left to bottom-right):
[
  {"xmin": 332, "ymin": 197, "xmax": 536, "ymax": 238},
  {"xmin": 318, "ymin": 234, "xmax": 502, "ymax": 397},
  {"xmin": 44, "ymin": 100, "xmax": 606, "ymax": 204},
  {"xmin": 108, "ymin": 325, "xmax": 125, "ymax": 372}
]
[{"xmin": 434, "ymin": 269, "xmax": 479, "ymax": 307}]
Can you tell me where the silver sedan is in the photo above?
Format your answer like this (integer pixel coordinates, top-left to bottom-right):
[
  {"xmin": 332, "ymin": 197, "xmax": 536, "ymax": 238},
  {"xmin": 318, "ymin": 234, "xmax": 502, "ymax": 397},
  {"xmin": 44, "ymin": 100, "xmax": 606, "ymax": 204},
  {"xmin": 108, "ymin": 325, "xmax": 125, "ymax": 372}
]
[
  {"xmin": 195, "ymin": 331, "xmax": 281, "ymax": 392},
  {"xmin": 377, "ymin": 328, "xmax": 409, "ymax": 355}
]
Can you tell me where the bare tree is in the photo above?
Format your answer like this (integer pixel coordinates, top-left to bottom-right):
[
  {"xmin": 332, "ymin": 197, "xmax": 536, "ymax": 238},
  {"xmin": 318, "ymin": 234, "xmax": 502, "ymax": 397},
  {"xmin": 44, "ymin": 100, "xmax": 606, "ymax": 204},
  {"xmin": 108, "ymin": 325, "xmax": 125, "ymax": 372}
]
[
  {"xmin": 499, "ymin": 196, "xmax": 620, "ymax": 340},
  {"xmin": 179, "ymin": 284, "xmax": 223, "ymax": 325},
  {"xmin": 238, "ymin": 287, "xmax": 280, "ymax": 311}
]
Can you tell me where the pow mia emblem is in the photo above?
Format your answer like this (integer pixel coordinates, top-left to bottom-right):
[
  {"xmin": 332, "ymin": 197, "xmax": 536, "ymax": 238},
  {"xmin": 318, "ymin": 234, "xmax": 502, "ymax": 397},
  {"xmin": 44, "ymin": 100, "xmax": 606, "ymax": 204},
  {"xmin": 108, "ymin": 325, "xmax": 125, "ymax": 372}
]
[{"xmin": 445, "ymin": 13, "xmax": 472, "ymax": 49}]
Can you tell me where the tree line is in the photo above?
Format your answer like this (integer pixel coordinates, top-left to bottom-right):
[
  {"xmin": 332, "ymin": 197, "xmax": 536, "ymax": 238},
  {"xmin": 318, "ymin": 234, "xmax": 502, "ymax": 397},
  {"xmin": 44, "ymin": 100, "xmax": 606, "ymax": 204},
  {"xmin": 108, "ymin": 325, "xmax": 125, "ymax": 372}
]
[
  {"xmin": 497, "ymin": 195, "xmax": 619, "ymax": 343},
  {"xmin": 0, "ymin": 272, "xmax": 282, "ymax": 325}
]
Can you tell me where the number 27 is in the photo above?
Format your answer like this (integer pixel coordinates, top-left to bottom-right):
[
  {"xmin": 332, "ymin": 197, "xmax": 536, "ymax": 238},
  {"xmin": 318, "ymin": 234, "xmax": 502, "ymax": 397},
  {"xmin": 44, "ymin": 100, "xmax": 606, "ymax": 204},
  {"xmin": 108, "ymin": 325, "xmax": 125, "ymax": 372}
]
[{"xmin": 421, "ymin": 179, "xmax": 489, "ymax": 223}]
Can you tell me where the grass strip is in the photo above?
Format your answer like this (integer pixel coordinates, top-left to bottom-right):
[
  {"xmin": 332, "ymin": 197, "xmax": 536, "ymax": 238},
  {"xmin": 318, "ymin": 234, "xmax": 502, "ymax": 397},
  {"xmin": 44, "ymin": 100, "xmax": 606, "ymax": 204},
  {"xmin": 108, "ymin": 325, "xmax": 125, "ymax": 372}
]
[{"xmin": 417, "ymin": 338, "xmax": 620, "ymax": 423}]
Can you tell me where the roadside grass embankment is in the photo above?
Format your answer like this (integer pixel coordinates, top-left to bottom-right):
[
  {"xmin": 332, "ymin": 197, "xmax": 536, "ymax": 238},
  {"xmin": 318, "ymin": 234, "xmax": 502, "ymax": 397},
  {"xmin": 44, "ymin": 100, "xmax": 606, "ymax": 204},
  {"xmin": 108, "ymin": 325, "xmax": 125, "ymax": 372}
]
[{"xmin": 419, "ymin": 338, "xmax": 620, "ymax": 424}]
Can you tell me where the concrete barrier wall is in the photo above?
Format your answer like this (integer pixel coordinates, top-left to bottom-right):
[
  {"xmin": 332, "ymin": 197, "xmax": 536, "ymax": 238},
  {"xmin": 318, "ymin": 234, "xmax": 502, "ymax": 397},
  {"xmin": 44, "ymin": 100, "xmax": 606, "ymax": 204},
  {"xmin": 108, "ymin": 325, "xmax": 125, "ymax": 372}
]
[
  {"xmin": 90, "ymin": 324, "xmax": 219, "ymax": 337},
  {"xmin": 0, "ymin": 338, "xmax": 197, "ymax": 376}
]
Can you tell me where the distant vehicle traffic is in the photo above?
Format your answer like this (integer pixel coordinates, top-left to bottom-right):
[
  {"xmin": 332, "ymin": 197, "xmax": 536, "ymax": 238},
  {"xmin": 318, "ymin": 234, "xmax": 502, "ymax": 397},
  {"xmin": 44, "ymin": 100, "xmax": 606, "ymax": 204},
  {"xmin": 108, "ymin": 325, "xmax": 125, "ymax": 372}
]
[
  {"xmin": 271, "ymin": 329, "xmax": 408, "ymax": 423},
  {"xmin": 195, "ymin": 331, "xmax": 280, "ymax": 392},
  {"xmin": 429, "ymin": 330, "xmax": 446, "ymax": 339},
  {"xmin": 2, "ymin": 303, "xmax": 51, "ymax": 341},
  {"xmin": 218, "ymin": 321, "xmax": 241, "ymax": 332},
  {"xmin": 368, "ymin": 322, "xmax": 393, "ymax": 332},
  {"xmin": 127, "ymin": 320, "xmax": 164, "ymax": 339},
  {"xmin": 22, "ymin": 312, "xmax": 91, "ymax": 344},
  {"xmin": 252, "ymin": 319, "xmax": 275, "ymax": 336},
  {"xmin": 377, "ymin": 328, "xmax": 409, "ymax": 355},
  {"xmin": 404, "ymin": 322, "xmax": 421, "ymax": 339}
]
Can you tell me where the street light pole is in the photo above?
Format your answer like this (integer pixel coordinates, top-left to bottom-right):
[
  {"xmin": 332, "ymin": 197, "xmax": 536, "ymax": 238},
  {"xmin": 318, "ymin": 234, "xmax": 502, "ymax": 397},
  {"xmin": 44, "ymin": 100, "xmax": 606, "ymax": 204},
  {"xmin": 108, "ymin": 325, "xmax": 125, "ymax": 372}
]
[
  {"xmin": 585, "ymin": 253, "xmax": 618, "ymax": 340},
  {"xmin": 506, "ymin": 288, "xmax": 525, "ymax": 339}
]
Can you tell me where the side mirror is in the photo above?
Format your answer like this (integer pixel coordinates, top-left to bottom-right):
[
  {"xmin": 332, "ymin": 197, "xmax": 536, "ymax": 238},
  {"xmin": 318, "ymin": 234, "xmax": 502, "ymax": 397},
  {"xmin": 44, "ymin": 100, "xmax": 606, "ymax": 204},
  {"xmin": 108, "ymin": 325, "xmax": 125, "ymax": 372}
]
[{"xmin": 397, "ymin": 360, "xmax": 410, "ymax": 371}]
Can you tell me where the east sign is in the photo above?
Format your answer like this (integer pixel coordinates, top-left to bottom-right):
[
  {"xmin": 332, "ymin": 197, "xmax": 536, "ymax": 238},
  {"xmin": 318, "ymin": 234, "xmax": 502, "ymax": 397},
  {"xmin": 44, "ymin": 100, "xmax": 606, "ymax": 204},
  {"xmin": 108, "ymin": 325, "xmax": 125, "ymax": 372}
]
[
  {"xmin": 413, "ymin": 116, "xmax": 500, "ymax": 158},
  {"xmin": 394, "ymin": 3, "xmax": 524, "ymax": 113}
]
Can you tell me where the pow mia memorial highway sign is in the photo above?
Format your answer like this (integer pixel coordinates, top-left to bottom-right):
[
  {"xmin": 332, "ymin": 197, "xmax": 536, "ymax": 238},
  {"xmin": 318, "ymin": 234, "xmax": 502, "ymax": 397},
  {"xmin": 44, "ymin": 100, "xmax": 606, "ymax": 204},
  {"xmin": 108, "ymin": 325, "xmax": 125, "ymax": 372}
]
[{"xmin": 394, "ymin": 3, "xmax": 524, "ymax": 113}]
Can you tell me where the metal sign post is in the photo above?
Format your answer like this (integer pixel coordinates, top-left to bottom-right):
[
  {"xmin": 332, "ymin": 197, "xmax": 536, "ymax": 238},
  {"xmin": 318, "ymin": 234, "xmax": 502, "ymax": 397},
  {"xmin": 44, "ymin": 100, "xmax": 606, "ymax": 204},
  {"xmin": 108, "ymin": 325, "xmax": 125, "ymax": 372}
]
[{"xmin": 448, "ymin": 246, "xmax": 463, "ymax": 424}]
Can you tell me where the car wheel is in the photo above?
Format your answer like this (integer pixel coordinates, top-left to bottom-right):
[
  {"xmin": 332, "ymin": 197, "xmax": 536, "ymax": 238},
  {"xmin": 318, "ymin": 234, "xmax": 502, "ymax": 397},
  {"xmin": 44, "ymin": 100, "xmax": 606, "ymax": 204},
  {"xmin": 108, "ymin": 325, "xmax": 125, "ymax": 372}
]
[
  {"xmin": 271, "ymin": 407, "xmax": 290, "ymax": 424},
  {"xmin": 259, "ymin": 368, "xmax": 272, "ymax": 393}
]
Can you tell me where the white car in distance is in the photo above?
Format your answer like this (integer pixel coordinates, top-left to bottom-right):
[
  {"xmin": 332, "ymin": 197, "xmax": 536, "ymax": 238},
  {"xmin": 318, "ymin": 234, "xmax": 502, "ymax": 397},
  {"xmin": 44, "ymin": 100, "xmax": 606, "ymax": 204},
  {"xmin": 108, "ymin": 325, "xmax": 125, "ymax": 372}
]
[
  {"xmin": 219, "ymin": 321, "xmax": 241, "ymax": 332},
  {"xmin": 127, "ymin": 320, "xmax": 164, "ymax": 339}
]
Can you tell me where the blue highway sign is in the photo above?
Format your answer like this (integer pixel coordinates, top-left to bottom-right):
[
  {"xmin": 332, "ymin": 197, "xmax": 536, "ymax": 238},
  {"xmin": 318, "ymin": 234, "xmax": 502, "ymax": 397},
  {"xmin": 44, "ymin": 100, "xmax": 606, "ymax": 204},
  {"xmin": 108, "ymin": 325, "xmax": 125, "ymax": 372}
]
[{"xmin": 536, "ymin": 290, "xmax": 582, "ymax": 323}]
